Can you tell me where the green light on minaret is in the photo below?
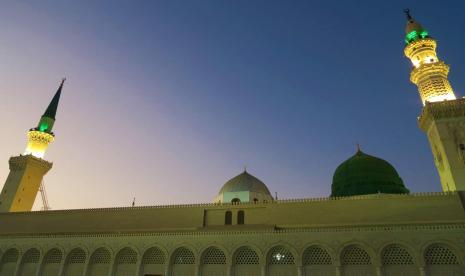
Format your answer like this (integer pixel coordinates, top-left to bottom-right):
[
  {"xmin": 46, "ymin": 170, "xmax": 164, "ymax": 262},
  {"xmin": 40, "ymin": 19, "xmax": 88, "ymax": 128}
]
[
  {"xmin": 39, "ymin": 122, "xmax": 49, "ymax": 132},
  {"xmin": 405, "ymin": 30, "xmax": 429, "ymax": 44}
]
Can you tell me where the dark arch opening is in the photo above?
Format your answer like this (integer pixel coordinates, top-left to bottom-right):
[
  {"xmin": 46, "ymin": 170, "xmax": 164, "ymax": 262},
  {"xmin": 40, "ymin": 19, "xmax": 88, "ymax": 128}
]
[
  {"xmin": 231, "ymin": 198, "xmax": 241, "ymax": 204},
  {"xmin": 225, "ymin": 211, "xmax": 232, "ymax": 225},
  {"xmin": 237, "ymin": 210, "xmax": 245, "ymax": 225}
]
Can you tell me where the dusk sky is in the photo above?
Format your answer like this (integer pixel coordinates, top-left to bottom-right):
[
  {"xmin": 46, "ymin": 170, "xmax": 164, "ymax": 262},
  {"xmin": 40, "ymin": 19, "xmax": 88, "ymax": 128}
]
[{"xmin": 1, "ymin": 1, "xmax": 465, "ymax": 210}]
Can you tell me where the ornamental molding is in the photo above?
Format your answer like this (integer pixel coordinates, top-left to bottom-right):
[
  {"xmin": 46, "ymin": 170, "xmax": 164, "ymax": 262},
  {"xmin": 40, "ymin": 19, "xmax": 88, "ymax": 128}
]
[
  {"xmin": 0, "ymin": 223, "xmax": 464, "ymax": 240},
  {"xmin": 418, "ymin": 99, "xmax": 465, "ymax": 130}
]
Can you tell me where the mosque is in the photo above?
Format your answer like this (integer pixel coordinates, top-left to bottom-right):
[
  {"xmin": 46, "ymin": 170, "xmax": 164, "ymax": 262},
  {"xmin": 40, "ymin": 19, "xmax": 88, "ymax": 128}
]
[{"xmin": 0, "ymin": 11, "xmax": 464, "ymax": 276}]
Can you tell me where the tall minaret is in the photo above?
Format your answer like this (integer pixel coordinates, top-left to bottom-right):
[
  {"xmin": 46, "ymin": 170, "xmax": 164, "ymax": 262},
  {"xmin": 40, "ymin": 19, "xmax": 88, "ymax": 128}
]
[
  {"xmin": 403, "ymin": 10, "xmax": 465, "ymax": 191},
  {"xmin": 0, "ymin": 79, "xmax": 65, "ymax": 212}
]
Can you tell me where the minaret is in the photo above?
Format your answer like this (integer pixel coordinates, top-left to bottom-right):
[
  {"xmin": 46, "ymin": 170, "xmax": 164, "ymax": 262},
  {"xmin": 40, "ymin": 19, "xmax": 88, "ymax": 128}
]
[
  {"xmin": 403, "ymin": 10, "xmax": 465, "ymax": 191},
  {"xmin": 0, "ymin": 79, "xmax": 65, "ymax": 212}
]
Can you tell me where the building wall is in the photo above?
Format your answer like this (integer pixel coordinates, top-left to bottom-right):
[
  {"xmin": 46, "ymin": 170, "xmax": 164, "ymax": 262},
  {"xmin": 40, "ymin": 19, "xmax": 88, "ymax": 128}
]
[{"xmin": 0, "ymin": 225, "xmax": 464, "ymax": 276}]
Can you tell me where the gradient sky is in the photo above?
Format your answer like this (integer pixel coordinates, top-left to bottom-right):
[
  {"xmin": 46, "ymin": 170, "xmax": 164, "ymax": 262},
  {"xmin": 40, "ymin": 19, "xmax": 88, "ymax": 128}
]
[{"xmin": 1, "ymin": 1, "xmax": 465, "ymax": 210}]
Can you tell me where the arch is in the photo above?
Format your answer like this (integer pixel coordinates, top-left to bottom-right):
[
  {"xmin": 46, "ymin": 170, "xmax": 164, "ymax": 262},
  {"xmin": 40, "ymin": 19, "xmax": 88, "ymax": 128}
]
[
  {"xmin": 17, "ymin": 248, "xmax": 40, "ymax": 276},
  {"xmin": 267, "ymin": 245, "xmax": 296, "ymax": 276},
  {"xmin": 381, "ymin": 244, "xmax": 414, "ymax": 265},
  {"xmin": 87, "ymin": 247, "xmax": 111, "ymax": 276},
  {"xmin": 63, "ymin": 247, "xmax": 87, "ymax": 276},
  {"xmin": 231, "ymin": 198, "xmax": 241, "ymax": 204},
  {"xmin": 171, "ymin": 246, "xmax": 196, "ymax": 276},
  {"xmin": 302, "ymin": 245, "xmax": 334, "ymax": 276},
  {"xmin": 340, "ymin": 245, "xmax": 375, "ymax": 276},
  {"xmin": 201, "ymin": 246, "xmax": 227, "ymax": 276},
  {"xmin": 39, "ymin": 248, "xmax": 63, "ymax": 276},
  {"xmin": 423, "ymin": 243, "xmax": 461, "ymax": 275},
  {"xmin": 225, "ymin": 211, "xmax": 232, "ymax": 225},
  {"xmin": 424, "ymin": 243, "xmax": 459, "ymax": 265},
  {"xmin": 113, "ymin": 247, "xmax": 138, "ymax": 276},
  {"xmin": 237, "ymin": 210, "xmax": 245, "ymax": 225},
  {"xmin": 232, "ymin": 246, "xmax": 261, "ymax": 276},
  {"xmin": 381, "ymin": 244, "xmax": 417, "ymax": 276},
  {"xmin": 140, "ymin": 246, "xmax": 166, "ymax": 276},
  {"xmin": 0, "ymin": 248, "xmax": 20, "ymax": 276}
]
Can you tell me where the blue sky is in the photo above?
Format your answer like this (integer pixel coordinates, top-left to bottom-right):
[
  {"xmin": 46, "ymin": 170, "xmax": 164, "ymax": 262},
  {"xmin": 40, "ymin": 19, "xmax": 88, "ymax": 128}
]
[{"xmin": 1, "ymin": 1, "xmax": 464, "ymax": 209}]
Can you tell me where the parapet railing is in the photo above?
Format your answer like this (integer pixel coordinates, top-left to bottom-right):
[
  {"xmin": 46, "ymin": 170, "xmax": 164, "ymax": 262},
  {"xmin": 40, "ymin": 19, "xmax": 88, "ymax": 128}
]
[{"xmin": 8, "ymin": 190, "xmax": 459, "ymax": 215}]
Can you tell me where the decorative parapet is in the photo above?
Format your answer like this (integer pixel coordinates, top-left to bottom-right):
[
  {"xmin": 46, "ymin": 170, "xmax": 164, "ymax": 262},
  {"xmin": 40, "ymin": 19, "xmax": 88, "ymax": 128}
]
[
  {"xmin": 8, "ymin": 155, "xmax": 53, "ymax": 172},
  {"xmin": 2, "ymin": 191, "xmax": 459, "ymax": 215},
  {"xmin": 410, "ymin": 61, "xmax": 449, "ymax": 84},
  {"xmin": 404, "ymin": 38, "xmax": 436, "ymax": 58},
  {"xmin": 418, "ymin": 98, "xmax": 465, "ymax": 130},
  {"xmin": 0, "ymin": 222, "xmax": 464, "ymax": 239}
]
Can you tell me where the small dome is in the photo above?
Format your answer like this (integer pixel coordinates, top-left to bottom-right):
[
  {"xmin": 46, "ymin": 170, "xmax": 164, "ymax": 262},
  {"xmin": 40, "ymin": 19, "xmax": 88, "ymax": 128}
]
[
  {"xmin": 219, "ymin": 171, "xmax": 271, "ymax": 195},
  {"xmin": 331, "ymin": 150, "xmax": 409, "ymax": 197}
]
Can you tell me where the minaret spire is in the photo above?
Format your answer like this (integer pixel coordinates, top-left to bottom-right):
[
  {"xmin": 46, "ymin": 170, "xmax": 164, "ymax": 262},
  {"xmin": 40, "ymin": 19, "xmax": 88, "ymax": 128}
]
[
  {"xmin": 404, "ymin": 8, "xmax": 412, "ymax": 21},
  {"xmin": 42, "ymin": 78, "xmax": 65, "ymax": 120}
]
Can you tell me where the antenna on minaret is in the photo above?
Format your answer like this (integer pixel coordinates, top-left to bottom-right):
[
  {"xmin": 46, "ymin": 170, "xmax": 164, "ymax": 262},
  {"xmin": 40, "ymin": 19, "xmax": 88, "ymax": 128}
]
[
  {"xmin": 132, "ymin": 197, "xmax": 135, "ymax": 207},
  {"xmin": 404, "ymin": 8, "xmax": 412, "ymax": 21}
]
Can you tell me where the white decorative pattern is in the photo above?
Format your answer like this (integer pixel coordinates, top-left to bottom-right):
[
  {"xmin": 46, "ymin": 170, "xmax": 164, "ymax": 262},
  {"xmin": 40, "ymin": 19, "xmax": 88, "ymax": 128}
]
[{"xmin": 268, "ymin": 246, "xmax": 295, "ymax": 265}]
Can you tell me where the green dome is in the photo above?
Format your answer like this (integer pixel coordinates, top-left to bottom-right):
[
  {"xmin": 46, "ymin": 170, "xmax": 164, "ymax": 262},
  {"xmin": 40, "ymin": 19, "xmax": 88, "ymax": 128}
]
[
  {"xmin": 219, "ymin": 171, "xmax": 271, "ymax": 195},
  {"xmin": 331, "ymin": 150, "xmax": 409, "ymax": 197}
]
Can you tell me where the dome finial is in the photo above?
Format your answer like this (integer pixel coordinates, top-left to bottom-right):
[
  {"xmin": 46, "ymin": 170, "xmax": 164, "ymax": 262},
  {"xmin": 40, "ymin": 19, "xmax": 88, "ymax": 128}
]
[
  {"xmin": 356, "ymin": 143, "xmax": 361, "ymax": 153},
  {"xmin": 404, "ymin": 8, "xmax": 412, "ymax": 21},
  {"xmin": 243, "ymin": 165, "xmax": 247, "ymax": 173}
]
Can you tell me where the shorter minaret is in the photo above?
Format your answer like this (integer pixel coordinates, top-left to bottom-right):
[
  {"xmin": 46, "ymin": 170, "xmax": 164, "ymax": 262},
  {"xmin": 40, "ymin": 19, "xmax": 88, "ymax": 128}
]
[
  {"xmin": 403, "ymin": 11, "xmax": 465, "ymax": 191},
  {"xmin": 0, "ymin": 79, "xmax": 65, "ymax": 212}
]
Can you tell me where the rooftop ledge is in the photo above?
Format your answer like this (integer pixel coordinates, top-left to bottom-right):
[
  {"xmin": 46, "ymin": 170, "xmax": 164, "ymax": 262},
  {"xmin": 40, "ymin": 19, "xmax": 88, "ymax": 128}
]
[{"xmin": 1, "ymin": 191, "xmax": 461, "ymax": 215}]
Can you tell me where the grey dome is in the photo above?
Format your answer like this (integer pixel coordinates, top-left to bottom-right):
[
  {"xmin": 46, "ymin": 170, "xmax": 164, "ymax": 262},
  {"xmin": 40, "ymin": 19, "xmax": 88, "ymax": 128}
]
[{"xmin": 219, "ymin": 171, "xmax": 271, "ymax": 195}]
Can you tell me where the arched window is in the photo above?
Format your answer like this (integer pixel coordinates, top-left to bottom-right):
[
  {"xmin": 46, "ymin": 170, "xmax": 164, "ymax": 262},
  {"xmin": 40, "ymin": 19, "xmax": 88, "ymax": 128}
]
[
  {"xmin": 87, "ymin": 247, "xmax": 111, "ymax": 276},
  {"xmin": 172, "ymin": 247, "xmax": 195, "ymax": 264},
  {"xmin": 231, "ymin": 198, "xmax": 241, "ymax": 204},
  {"xmin": 142, "ymin": 247, "xmax": 166, "ymax": 265},
  {"xmin": 225, "ymin": 211, "xmax": 232, "ymax": 225},
  {"xmin": 0, "ymin": 248, "xmax": 19, "ymax": 275},
  {"xmin": 40, "ymin": 248, "xmax": 63, "ymax": 276},
  {"xmin": 115, "ymin": 247, "xmax": 137, "ymax": 265},
  {"xmin": 303, "ymin": 246, "xmax": 332, "ymax": 265},
  {"xmin": 63, "ymin": 248, "xmax": 86, "ymax": 276},
  {"xmin": 237, "ymin": 210, "xmax": 245, "ymax": 225},
  {"xmin": 18, "ymin": 248, "xmax": 40, "ymax": 276},
  {"xmin": 341, "ymin": 245, "xmax": 371, "ymax": 265},
  {"xmin": 268, "ymin": 246, "xmax": 295, "ymax": 265},
  {"xmin": 202, "ymin": 247, "xmax": 226, "ymax": 264},
  {"xmin": 253, "ymin": 198, "xmax": 258, "ymax": 203},
  {"xmin": 141, "ymin": 247, "xmax": 165, "ymax": 276},
  {"xmin": 424, "ymin": 244, "xmax": 459, "ymax": 265},
  {"xmin": 382, "ymin": 244, "xmax": 414, "ymax": 265},
  {"xmin": 234, "ymin": 247, "xmax": 259, "ymax": 265}
]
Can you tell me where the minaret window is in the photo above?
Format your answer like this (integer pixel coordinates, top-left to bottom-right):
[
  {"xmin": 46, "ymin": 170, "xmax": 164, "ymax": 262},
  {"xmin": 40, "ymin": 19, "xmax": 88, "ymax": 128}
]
[
  {"xmin": 237, "ymin": 210, "xmax": 245, "ymax": 225},
  {"xmin": 225, "ymin": 211, "xmax": 232, "ymax": 225},
  {"xmin": 231, "ymin": 198, "xmax": 241, "ymax": 204}
]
